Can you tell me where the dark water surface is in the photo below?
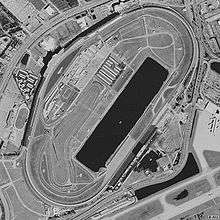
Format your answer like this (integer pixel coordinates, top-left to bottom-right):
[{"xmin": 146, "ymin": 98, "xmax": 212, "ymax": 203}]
[
  {"xmin": 135, "ymin": 153, "xmax": 200, "ymax": 200},
  {"xmin": 76, "ymin": 57, "xmax": 168, "ymax": 172}
]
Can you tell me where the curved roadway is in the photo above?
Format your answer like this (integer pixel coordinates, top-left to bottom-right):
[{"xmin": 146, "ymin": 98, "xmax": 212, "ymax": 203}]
[{"xmin": 24, "ymin": 6, "xmax": 197, "ymax": 206}]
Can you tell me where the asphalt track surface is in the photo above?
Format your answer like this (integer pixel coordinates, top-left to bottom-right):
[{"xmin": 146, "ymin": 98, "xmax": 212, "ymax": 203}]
[{"xmin": 25, "ymin": 6, "xmax": 196, "ymax": 206}]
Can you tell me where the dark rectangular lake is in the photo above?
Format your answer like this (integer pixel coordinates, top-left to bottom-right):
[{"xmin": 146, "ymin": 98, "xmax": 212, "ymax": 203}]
[{"xmin": 76, "ymin": 57, "xmax": 168, "ymax": 172}]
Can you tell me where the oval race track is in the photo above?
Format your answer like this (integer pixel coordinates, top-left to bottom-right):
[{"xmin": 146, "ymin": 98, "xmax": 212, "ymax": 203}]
[{"xmin": 25, "ymin": 6, "xmax": 196, "ymax": 206}]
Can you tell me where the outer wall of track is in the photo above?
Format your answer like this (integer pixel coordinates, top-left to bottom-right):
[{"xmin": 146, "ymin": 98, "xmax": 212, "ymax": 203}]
[{"xmin": 25, "ymin": 6, "xmax": 196, "ymax": 206}]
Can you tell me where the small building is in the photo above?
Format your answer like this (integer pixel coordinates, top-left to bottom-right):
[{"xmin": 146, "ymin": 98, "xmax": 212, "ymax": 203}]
[{"xmin": 205, "ymin": 101, "xmax": 220, "ymax": 117}]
